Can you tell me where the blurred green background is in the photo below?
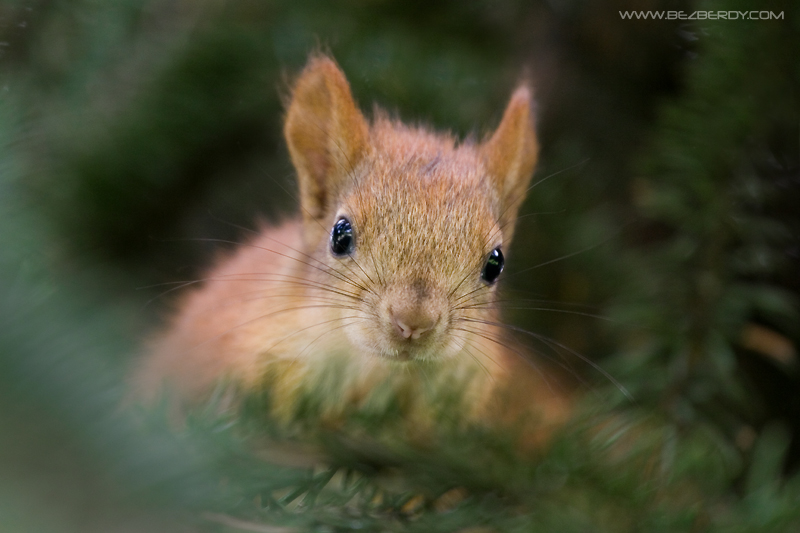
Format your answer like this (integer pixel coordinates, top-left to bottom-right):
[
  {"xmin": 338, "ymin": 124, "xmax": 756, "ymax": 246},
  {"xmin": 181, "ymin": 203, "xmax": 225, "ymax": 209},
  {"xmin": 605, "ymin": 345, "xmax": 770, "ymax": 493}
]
[{"xmin": 1, "ymin": 0, "xmax": 799, "ymax": 531}]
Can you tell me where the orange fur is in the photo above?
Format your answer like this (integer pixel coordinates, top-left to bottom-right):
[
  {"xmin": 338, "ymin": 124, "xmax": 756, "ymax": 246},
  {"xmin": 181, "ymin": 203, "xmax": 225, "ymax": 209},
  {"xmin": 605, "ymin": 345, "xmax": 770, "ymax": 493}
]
[{"xmin": 135, "ymin": 55, "xmax": 572, "ymax": 442}]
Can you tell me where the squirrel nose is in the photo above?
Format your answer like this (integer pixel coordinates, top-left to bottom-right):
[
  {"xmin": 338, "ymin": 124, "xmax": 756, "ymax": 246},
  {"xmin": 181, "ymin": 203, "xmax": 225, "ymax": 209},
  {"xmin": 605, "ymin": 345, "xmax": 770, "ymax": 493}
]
[{"xmin": 389, "ymin": 307, "xmax": 439, "ymax": 340}]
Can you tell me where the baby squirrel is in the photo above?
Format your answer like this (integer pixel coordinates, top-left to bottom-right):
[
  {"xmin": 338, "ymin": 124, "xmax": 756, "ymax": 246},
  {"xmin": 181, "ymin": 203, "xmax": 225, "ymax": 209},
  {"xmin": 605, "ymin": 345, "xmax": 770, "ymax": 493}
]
[{"xmin": 136, "ymin": 55, "xmax": 572, "ymax": 441}]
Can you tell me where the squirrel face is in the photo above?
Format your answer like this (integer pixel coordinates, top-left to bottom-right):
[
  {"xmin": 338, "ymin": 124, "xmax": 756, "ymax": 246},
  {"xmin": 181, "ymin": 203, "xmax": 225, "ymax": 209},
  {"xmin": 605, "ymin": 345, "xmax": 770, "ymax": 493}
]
[
  {"xmin": 284, "ymin": 56, "xmax": 539, "ymax": 363},
  {"xmin": 330, "ymin": 131, "xmax": 502, "ymax": 361}
]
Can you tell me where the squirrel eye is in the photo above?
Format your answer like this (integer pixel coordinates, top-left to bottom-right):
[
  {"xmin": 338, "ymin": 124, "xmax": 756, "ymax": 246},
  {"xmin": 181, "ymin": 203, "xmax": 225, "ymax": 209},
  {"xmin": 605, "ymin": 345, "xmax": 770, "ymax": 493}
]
[
  {"xmin": 330, "ymin": 217, "xmax": 355, "ymax": 256},
  {"xmin": 481, "ymin": 248, "xmax": 504, "ymax": 284}
]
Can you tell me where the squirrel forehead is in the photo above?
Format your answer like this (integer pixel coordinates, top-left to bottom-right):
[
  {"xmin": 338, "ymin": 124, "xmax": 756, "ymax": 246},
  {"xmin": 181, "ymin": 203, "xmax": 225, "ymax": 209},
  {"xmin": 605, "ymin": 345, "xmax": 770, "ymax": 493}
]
[
  {"xmin": 346, "ymin": 160, "xmax": 496, "ymax": 226},
  {"xmin": 353, "ymin": 124, "xmax": 497, "ymax": 223},
  {"xmin": 335, "ymin": 126, "xmax": 502, "ymax": 275}
]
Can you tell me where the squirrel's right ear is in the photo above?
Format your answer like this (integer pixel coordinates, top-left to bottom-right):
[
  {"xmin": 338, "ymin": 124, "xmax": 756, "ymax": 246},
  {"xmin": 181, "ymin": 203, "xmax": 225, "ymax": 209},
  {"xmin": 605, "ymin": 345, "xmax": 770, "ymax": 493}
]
[
  {"xmin": 284, "ymin": 56, "xmax": 369, "ymax": 229},
  {"xmin": 480, "ymin": 85, "xmax": 539, "ymax": 244}
]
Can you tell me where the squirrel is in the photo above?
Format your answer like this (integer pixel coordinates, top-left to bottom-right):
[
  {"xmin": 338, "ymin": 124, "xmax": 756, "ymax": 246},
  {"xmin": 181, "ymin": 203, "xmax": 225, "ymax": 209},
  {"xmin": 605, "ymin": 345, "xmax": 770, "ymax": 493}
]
[{"xmin": 135, "ymin": 55, "xmax": 573, "ymax": 444}]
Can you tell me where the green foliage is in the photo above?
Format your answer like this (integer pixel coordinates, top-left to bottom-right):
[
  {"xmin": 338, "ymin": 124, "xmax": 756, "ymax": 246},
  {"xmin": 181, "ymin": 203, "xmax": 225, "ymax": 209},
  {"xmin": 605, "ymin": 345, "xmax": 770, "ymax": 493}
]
[
  {"xmin": 607, "ymin": 0, "xmax": 800, "ymax": 437},
  {"xmin": 121, "ymin": 382, "xmax": 798, "ymax": 532}
]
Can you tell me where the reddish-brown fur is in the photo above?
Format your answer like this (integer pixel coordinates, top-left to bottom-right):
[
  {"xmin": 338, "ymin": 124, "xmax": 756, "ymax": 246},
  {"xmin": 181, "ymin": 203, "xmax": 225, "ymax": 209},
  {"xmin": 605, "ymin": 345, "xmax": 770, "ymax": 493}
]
[{"xmin": 135, "ymin": 55, "xmax": 571, "ymax": 441}]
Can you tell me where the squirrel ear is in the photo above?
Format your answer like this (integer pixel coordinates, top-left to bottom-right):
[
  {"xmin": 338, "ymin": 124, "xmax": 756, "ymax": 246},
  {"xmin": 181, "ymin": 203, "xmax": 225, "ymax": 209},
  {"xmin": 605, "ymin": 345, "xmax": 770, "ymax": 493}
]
[
  {"xmin": 480, "ymin": 85, "xmax": 539, "ymax": 243},
  {"xmin": 284, "ymin": 56, "xmax": 369, "ymax": 224}
]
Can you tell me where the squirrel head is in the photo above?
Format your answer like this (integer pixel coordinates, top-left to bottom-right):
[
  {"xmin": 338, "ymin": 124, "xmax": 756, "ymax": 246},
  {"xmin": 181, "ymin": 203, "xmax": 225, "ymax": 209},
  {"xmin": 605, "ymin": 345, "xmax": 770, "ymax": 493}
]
[{"xmin": 284, "ymin": 55, "xmax": 538, "ymax": 362}]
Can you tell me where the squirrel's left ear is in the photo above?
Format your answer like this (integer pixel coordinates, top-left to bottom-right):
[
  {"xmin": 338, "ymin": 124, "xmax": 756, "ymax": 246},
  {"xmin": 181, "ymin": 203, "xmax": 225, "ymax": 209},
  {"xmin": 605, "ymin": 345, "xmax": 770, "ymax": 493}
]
[
  {"xmin": 480, "ymin": 85, "xmax": 539, "ymax": 244},
  {"xmin": 284, "ymin": 56, "xmax": 369, "ymax": 242}
]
